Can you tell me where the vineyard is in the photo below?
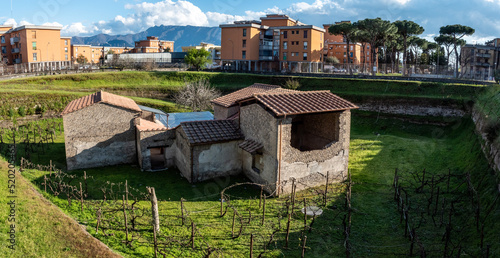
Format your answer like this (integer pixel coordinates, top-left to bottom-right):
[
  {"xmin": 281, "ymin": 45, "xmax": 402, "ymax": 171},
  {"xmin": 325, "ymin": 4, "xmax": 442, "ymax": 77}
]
[{"xmin": 0, "ymin": 112, "xmax": 498, "ymax": 257}]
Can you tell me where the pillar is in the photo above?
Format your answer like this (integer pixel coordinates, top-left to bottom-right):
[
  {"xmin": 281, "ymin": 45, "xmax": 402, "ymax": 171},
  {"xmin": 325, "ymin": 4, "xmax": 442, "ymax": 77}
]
[{"xmin": 248, "ymin": 60, "xmax": 251, "ymax": 72}]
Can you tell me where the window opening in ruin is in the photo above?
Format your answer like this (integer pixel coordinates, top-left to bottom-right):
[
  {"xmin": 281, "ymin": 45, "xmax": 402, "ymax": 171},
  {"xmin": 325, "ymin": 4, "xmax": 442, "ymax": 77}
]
[
  {"xmin": 252, "ymin": 152, "xmax": 264, "ymax": 173},
  {"xmin": 290, "ymin": 113, "xmax": 339, "ymax": 151},
  {"xmin": 149, "ymin": 147, "xmax": 166, "ymax": 170}
]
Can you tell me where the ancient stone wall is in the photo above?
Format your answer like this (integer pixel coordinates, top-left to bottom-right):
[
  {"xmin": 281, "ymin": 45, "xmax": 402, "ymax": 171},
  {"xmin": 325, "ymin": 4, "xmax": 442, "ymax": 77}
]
[
  {"xmin": 137, "ymin": 129, "xmax": 176, "ymax": 171},
  {"xmin": 213, "ymin": 104, "xmax": 239, "ymax": 120},
  {"xmin": 63, "ymin": 103, "xmax": 139, "ymax": 170},
  {"xmin": 472, "ymin": 106, "xmax": 500, "ymax": 173},
  {"xmin": 175, "ymin": 127, "xmax": 193, "ymax": 182},
  {"xmin": 192, "ymin": 141, "xmax": 242, "ymax": 182}
]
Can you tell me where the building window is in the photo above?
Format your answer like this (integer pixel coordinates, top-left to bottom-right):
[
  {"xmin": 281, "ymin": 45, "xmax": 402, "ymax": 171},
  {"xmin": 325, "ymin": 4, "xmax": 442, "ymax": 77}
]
[
  {"xmin": 284, "ymin": 31, "xmax": 288, "ymax": 39},
  {"xmin": 296, "ymin": 30, "xmax": 299, "ymax": 34},
  {"xmin": 290, "ymin": 113, "xmax": 339, "ymax": 151},
  {"xmin": 65, "ymin": 47, "xmax": 68, "ymax": 53},
  {"xmin": 252, "ymin": 153, "xmax": 264, "ymax": 173},
  {"xmin": 292, "ymin": 31, "xmax": 295, "ymax": 35},
  {"xmin": 33, "ymin": 53, "xmax": 37, "ymax": 61},
  {"xmin": 1, "ymin": 36, "xmax": 5, "ymax": 44},
  {"xmin": 243, "ymin": 28, "xmax": 247, "ymax": 37},
  {"xmin": 283, "ymin": 41, "xmax": 287, "ymax": 50},
  {"xmin": 32, "ymin": 41, "xmax": 37, "ymax": 50},
  {"xmin": 242, "ymin": 39, "xmax": 246, "ymax": 48},
  {"xmin": 32, "ymin": 31, "xmax": 36, "ymax": 39},
  {"xmin": 65, "ymin": 54, "xmax": 68, "ymax": 60},
  {"xmin": 350, "ymin": 46, "xmax": 353, "ymax": 50},
  {"xmin": 304, "ymin": 30, "xmax": 308, "ymax": 38},
  {"xmin": 242, "ymin": 50, "xmax": 246, "ymax": 59},
  {"xmin": 303, "ymin": 41, "xmax": 308, "ymax": 50},
  {"xmin": 1, "ymin": 46, "xmax": 6, "ymax": 54},
  {"xmin": 283, "ymin": 52, "xmax": 287, "ymax": 60},
  {"xmin": 303, "ymin": 52, "xmax": 307, "ymax": 61},
  {"xmin": 65, "ymin": 40, "xmax": 68, "ymax": 45},
  {"xmin": 75, "ymin": 47, "xmax": 78, "ymax": 52}
]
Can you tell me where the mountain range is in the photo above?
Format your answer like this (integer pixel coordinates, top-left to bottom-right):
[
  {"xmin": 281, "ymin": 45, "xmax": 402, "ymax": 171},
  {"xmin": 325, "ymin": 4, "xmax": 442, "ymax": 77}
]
[{"xmin": 71, "ymin": 25, "xmax": 222, "ymax": 52}]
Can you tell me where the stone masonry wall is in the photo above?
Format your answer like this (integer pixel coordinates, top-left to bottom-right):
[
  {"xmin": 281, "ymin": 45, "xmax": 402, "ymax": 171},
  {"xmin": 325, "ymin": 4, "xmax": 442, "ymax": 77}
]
[
  {"xmin": 63, "ymin": 103, "xmax": 139, "ymax": 170},
  {"xmin": 192, "ymin": 141, "xmax": 242, "ymax": 182},
  {"xmin": 138, "ymin": 129, "xmax": 176, "ymax": 171},
  {"xmin": 175, "ymin": 127, "xmax": 193, "ymax": 182},
  {"xmin": 213, "ymin": 104, "xmax": 239, "ymax": 120},
  {"xmin": 472, "ymin": 106, "xmax": 500, "ymax": 173}
]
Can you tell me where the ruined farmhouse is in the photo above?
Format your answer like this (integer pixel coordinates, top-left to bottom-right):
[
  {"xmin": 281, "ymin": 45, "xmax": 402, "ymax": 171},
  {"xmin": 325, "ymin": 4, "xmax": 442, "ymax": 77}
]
[{"xmin": 62, "ymin": 84, "xmax": 357, "ymax": 195}]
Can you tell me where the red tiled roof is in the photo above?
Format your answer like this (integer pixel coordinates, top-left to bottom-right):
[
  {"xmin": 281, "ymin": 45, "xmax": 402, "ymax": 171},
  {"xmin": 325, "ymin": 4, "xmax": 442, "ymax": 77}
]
[
  {"xmin": 239, "ymin": 139, "xmax": 263, "ymax": 154},
  {"xmin": 211, "ymin": 83, "xmax": 281, "ymax": 107},
  {"xmin": 254, "ymin": 90, "xmax": 358, "ymax": 116},
  {"xmin": 61, "ymin": 91, "xmax": 141, "ymax": 115},
  {"xmin": 136, "ymin": 118, "xmax": 168, "ymax": 132},
  {"xmin": 180, "ymin": 120, "xmax": 243, "ymax": 145}
]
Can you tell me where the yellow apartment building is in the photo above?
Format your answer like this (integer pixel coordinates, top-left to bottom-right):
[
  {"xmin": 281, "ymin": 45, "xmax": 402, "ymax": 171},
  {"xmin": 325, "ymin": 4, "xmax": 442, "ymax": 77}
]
[
  {"xmin": 0, "ymin": 25, "xmax": 71, "ymax": 70},
  {"xmin": 133, "ymin": 36, "xmax": 174, "ymax": 53},
  {"xmin": 181, "ymin": 42, "xmax": 221, "ymax": 61},
  {"xmin": 220, "ymin": 14, "xmax": 325, "ymax": 72},
  {"xmin": 71, "ymin": 45, "xmax": 129, "ymax": 64}
]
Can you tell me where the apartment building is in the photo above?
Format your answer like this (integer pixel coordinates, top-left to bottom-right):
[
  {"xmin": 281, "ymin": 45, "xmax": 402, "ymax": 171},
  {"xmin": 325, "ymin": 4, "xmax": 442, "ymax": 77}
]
[
  {"xmin": 461, "ymin": 39, "xmax": 500, "ymax": 81},
  {"xmin": 132, "ymin": 36, "xmax": 174, "ymax": 53},
  {"xmin": 71, "ymin": 45, "xmax": 128, "ymax": 64},
  {"xmin": 220, "ymin": 14, "xmax": 325, "ymax": 72},
  {"xmin": 181, "ymin": 42, "xmax": 221, "ymax": 62},
  {"xmin": 0, "ymin": 25, "xmax": 71, "ymax": 70},
  {"xmin": 323, "ymin": 23, "xmax": 375, "ymax": 66}
]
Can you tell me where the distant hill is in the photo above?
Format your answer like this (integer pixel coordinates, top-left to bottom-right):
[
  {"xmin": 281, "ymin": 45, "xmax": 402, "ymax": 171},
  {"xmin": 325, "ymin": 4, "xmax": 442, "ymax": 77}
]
[{"xmin": 71, "ymin": 25, "xmax": 222, "ymax": 52}]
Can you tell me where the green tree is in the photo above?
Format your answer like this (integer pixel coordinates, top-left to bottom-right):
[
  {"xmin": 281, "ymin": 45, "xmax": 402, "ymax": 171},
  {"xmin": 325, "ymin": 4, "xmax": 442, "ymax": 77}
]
[
  {"xmin": 355, "ymin": 18, "xmax": 398, "ymax": 75},
  {"xmin": 184, "ymin": 49, "xmax": 211, "ymax": 70},
  {"xmin": 439, "ymin": 24, "xmax": 475, "ymax": 77},
  {"xmin": 393, "ymin": 20, "xmax": 424, "ymax": 76},
  {"xmin": 165, "ymin": 47, "xmax": 171, "ymax": 52},
  {"xmin": 328, "ymin": 22, "xmax": 358, "ymax": 74},
  {"xmin": 325, "ymin": 56, "xmax": 339, "ymax": 64},
  {"xmin": 76, "ymin": 55, "xmax": 88, "ymax": 65}
]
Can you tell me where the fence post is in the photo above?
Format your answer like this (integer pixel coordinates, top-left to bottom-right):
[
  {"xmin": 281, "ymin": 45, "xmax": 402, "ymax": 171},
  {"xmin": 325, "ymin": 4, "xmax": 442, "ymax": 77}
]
[
  {"xmin": 80, "ymin": 182, "xmax": 84, "ymax": 212},
  {"xmin": 147, "ymin": 187, "xmax": 160, "ymax": 233},
  {"xmin": 181, "ymin": 198, "xmax": 185, "ymax": 226},
  {"xmin": 191, "ymin": 222, "xmax": 195, "ymax": 249},
  {"xmin": 261, "ymin": 195, "xmax": 266, "ymax": 225},
  {"xmin": 250, "ymin": 233, "xmax": 254, "ymax": 258},
  {"xmin": 301, "ymin": 235, "xmax": 307, "ymax": 258},
  {"xmin": 122, "ymin": 195, "xmax": 129, "ymax": 242}
]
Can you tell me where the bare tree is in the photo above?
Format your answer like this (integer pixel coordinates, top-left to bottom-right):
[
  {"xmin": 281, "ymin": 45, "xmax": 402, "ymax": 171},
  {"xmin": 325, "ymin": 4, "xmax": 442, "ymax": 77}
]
[{"xmin": 174, "ymin": 80, "xmax": 221, "ymax": 112}]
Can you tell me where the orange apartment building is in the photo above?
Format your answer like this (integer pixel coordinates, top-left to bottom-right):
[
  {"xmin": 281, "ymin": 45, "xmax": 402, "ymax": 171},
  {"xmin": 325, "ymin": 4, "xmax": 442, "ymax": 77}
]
[
  {"xmin": 0, "ymin": 25, "xmax": 71, "ymax": 70},
  {"xmin": 132, "ymin": 36, "xmax": 174, "ymax": 53},
  {"xmin": 323, "ymin": 22, "xmax": 377, "ymax": 68},
  {"xmin": 71, "ymin": 45, "xmax": 128, "ymax": 64},
  {"xmin": 220, "ymin": 14, "xmax": 325, "ymax": 72}
]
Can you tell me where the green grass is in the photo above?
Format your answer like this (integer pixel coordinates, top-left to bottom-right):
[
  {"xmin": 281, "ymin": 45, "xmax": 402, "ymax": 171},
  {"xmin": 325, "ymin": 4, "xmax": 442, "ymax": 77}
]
[{"xmin": 4, "ymin": 112, "xmax": 497, "ymax": 257}]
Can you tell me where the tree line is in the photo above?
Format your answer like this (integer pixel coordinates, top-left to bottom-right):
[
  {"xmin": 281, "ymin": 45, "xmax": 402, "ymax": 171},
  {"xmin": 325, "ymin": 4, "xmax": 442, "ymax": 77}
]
[{"xmin": 328, "ymin": 18, "xmax": 476, "ymax": 77}]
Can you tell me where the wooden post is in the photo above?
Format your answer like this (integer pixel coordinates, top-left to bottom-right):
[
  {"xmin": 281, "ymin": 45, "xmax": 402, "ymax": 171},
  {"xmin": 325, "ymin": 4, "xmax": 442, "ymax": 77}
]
[
  {"xmin": 259, "ymin": 186, "xmax": 263, "ymax": 210},
  {"xmin": 83, "ymin": 171, "xmax": 88, "ymax": 196},
  {"xmin": 153, "ymin": 222, "xmax": 158, "ymax": 258},
  {"xmin": 96, "ymin": 207, "xmax": 101, "ymax": 234},
  {"xmin": 303, "ymin": 198, "xmax": 307, "ymax": 231},
  {"xmin": 147, "ymin": 187, "xmax": 160, "ymax": 233},
  {"xmin": 125, "ymin": 180, "xmax": 129, "ymax": 206},
  {"xmin": 220, "ymin": 193, "xmax": 224, "ymax": 216},
  {"xmin": 44, "ymin": 175, "xmax": 47, "ymax": 192},
  {"xmin": 261, "ymin": 195, "xmax": 266, "ymax": 225},
  {"xmin": 301, "ymin": 235, "xmax": 307, "ymax": 258},
  {"xmin": 50, "ymin": 160, "xmax": 52, "ymax": 172},
  {"xmin": 181, "ymin": 198, "xmax": 185, "ymax": 226},
  {"xmin": 285, "ymin": 212, "xmax": 291, "ymax": 248},
  {"xmin": 191, "ymin": 222, "xmax": 195, "ymax": 249},
  {"xmin": 231, "ymin": 211, "xmax": 236, "ymax": 238},
  {"xmin": 122, "ymin": 195, "xmax": 129, "ymax": 242},
  {"xmin": 324, "ymin": 171, "xmax": 329, "ymax": 207},
  {"xmin": 80, "ymin": 182, "xmax": 84, "ymax": 212},
  {"xmin": 250, "ymin": 233, "xmax": 254, "ymax": 258}
]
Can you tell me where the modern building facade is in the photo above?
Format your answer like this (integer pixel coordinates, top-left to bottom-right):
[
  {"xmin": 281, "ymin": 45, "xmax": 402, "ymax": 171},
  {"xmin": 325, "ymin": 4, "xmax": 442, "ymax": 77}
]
[
  {"xmin": 461, "ymin": 39, "xmax": 500, "ymax": 81},
  {"xmin": 132, "ymin": 36, "xmax": 174, "ymax": 53},
  {"xmin": 220, "ymin": 14, "xmax": 325, "ymax": 72},
  {"xmin": 181, "ymin": 42, "xmax": 221, "ymax": 63},
  {"xmin": 71, "ymin": 45, "xmax": 128, "ymax": 64},
  {"xmin": 0, "ymin": 25, "xmax": 71, "ymax": 70}
]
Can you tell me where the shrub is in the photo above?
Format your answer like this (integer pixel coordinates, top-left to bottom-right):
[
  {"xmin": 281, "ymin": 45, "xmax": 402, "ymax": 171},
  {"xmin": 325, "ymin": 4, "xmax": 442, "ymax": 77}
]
[
  {"xmin": 8, "ymin": 107, "xmax": 15, "ymax": 118},
  {"xmin": 485, "ymin": 120, "xmax": 500, "ymax": 142},
  {"xmin": 18, "ymin": 106, "xmax": 26, "ymax": 117},
  {"xmin": 283, "ymin": 79, "xmax": 301, "ymax": 90}
]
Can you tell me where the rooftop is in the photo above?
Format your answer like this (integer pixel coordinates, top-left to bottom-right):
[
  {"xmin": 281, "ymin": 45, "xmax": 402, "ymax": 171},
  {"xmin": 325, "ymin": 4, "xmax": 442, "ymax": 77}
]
[
  {"xmin": 61, "ymin": 91, "xmax": 141, "ymax": 115},
  {"xmin": 135, "ymin": 118, "xmax": 168, "ymax": 132},
  {"xmin": 252, "ymin": 90, "xmax": 358, "ymax": 116},
  {"xmin": 239, "ymin": 139, "xmax": 263, "ymax": 154},
  {"xmin": 156, "ymin": 111, "xmax": 214, "ymax": 129},
  {"xmin": 180, "ymin": 120, "xmax": 243, "ymax": 145},
  {"xmin": 211, "ymin": 83, "xmax": 281, "ymax": 107}
]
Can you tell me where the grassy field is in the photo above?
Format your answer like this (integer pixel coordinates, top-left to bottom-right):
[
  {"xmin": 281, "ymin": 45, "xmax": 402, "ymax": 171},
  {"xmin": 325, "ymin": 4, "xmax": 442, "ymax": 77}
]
[{"xmin": 3, "ymin": 111, "xmax": 497, "ymax": 257}]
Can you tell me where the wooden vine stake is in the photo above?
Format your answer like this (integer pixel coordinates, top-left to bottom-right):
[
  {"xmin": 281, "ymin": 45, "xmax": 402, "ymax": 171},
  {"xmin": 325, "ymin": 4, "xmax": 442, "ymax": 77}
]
[
  {"xmin": 250, "ymin": 233, "xmax": 254, "ymax": 258},
  {"xmin": 122, "ymin": 195, "xmax": 129, "ymax": 242},
  {"xmin": 301, "ymin": 235, "xmax": 307, "ymax": 258},
  {"xmin": 147, "ymin": 187, "xmax": 160, "ymax": 233},
  {"xmin": 191, "ymin": 222, "xmax": 195, "ymax": 249},
  {"xmin": 80, "ymin": 182, "xmax": 84, "ymax": 212},
  {"xmin": 261, "ymin": 195, "xmax": 266, "ymax": 225}
]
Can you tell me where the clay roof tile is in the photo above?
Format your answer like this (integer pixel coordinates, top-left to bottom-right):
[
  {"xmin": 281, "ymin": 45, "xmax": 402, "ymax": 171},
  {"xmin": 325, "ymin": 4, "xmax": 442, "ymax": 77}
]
[{"xmin": 61, "ymin": 91, "xmax": 141, "ymax": 115}]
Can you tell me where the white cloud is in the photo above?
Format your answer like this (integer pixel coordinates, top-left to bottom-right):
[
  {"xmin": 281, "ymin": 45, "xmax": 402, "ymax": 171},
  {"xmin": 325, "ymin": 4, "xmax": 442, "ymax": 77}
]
[
  {"xmin": 42, "ymin": 22, "xmax": 63, "ymax": 27},
  {"xmin": 2, "ymin": 19, "xmax": 33, "ymax": 27},
  {"xmin": 62, "ymin": 22, "xmax": 95, "ymax": 36}
]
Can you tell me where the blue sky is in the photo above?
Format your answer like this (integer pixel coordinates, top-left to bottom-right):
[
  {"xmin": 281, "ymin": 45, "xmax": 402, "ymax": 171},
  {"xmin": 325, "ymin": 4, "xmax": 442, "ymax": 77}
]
[{"xmin": 1, "ymin": 0, "xmax": 499, "ymax": 43}]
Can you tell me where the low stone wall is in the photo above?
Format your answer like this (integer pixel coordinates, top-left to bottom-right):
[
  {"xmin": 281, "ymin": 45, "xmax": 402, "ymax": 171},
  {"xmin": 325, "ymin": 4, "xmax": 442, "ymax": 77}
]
[{"xmin": 472, "ymin": 106, "xmax": 500, "ymax": 173}]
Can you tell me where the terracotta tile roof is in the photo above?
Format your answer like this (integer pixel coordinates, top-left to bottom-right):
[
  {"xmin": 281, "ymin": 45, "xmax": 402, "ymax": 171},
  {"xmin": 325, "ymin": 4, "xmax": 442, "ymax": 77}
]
[
  {"xmin": 61, "ymin": 91, "xmax": 141, "ymax": 115},
  {"xmin": 180, "ymin": 120, "xmax": 243, "ymax": 145},
  {"xmin": 211, "ymin": 83, "xmax": 281, "ymax": 107},
  {"xmin": 254, "ymin": 90, "xmax": 358, "ymax": 116},
  {"xmin": 239, "ymin": 139, "xmax": 263, "ymax": 154},
  {"xmin": 136, "ymin": 118, "xmax": 168, "ymax": 132}
]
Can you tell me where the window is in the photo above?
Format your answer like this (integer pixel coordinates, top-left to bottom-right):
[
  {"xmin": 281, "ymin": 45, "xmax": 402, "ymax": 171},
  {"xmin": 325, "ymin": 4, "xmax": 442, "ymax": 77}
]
[
  {"xmin": 303, "ymin": 41, "xmax": 308, "ymax": 50},
  {"xmin": 65, "ymin": 40, "xmax": 68, "ymax": 45},
  {"xmin": 350, "ymin": 52, "xmax": 353, "ymax": 58},
  {"xmin": 65, "ymin": 54, "xmax": 68, "ymax": 60},
  {"xmin": 33, "ymin": 53, "xmax": 37, "ymax": 61},
  {"xmin": 283, "ymin": 41, "xmax": 287, "ymax": 50},
  {"xmin": 303, "ymin": 52, "xmax": 307, "ymax": 61},
  {"xmin": 304, "ymin": 30, "xmax": 308, "ymax": 38},
  {"xmin": 1, "ymin": 36, "xmax": 5, "ymax": 44},
  {"xmin": 290, "ymin": 113, "xmax": 339, "ymax": 151},
  {"xmin": 1, "ymin": 46, "xmax": 6, "ymax": 54},
  {"xmin": 350, "ymin": 46, "xmax": 353, "ymax": 50},
  {"xmin": 252, "ymin": 153, "xmax": 264, "ymax": 173},
  {"xmin": 291, "ymin": 41, "xmax": 295, "ymax": 46},
  {"xmin": 32, "ymin": 31, "xmax": 36, "ymax": 39},
  {"xmin": 367, "ymin": 46, "xmax": 370, "ymax": 50},
  {"xmin": 283, "ymin": 52, "xmax": 287, "ymax": 60},
  {"xmin": 64, "ymin": 47, "xmax": 68, "ymax": 53},
  {"xmin": 242, "ymin": 39, "xmax": 246, "ymax": 48},
  {"xmin": 291, "ymin": 31, "xmax": 295, "ymax": 35},
  {"xmin": 243, "ymin": 28, "xmax": 247, "ymax": 37},
  {"xmin": 296, "ymin": 30, "xmax": 299, "ymax": 34},
  {"xmin": 75, "ymin": 47, "xmax": 78, "ymax": 52},
  {"xmin": 32, "ymin": 41, "xmax": 37, "ymax": 50},
  {"xmin": 242, "ymin": 50, "xmax": 246, "ymax": 59},
  {"xmin": 284, "ymin": 31, "xmax": 288, "ymax": 39}
]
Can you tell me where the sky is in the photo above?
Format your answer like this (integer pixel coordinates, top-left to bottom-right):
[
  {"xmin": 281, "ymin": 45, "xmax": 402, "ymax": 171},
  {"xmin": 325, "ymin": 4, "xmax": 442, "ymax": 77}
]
[{"xmin": 1, "ymin": 0, "xmax": 499, "ymax": 43}]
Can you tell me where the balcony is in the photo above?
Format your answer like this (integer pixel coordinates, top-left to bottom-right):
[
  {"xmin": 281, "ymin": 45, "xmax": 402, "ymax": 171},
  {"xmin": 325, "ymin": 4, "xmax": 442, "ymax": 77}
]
[
  {"xmin": 11, "ymin": 48, "xmax": 20, "ymax": 54},
  {"xmin": 11, "ymin": 37, "xmax": 20, "ymax": 44},
  {"xmin": 259, "ymin": 45, "xmax": 273, "ymax": 51},
  {"xmin": 259, "ymin": 56, "xmax": 273, "ymax": 61},
  {"xmin": 14, "ymin": 58, "xmax": 21, "ymax": 64},
  {"xmin": 476, "ymin": 53, "xmax": 491, "ymax": 58}
]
